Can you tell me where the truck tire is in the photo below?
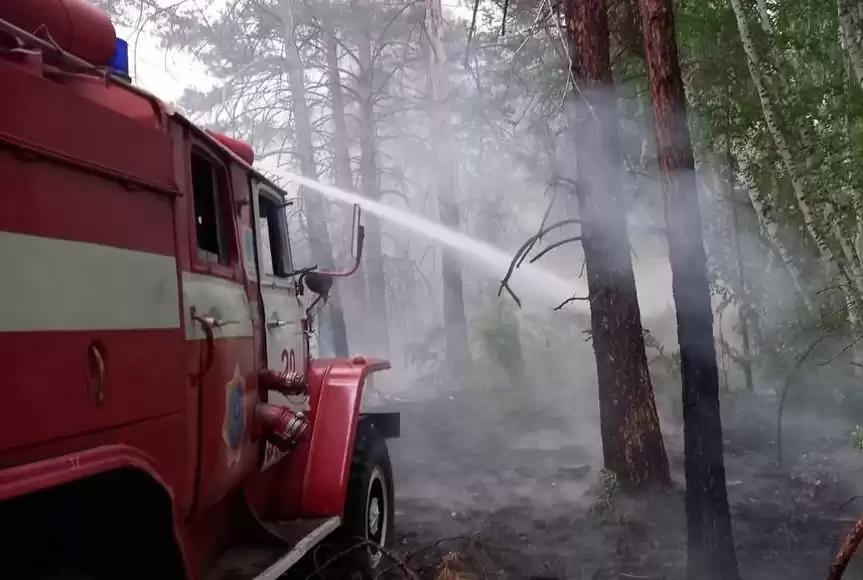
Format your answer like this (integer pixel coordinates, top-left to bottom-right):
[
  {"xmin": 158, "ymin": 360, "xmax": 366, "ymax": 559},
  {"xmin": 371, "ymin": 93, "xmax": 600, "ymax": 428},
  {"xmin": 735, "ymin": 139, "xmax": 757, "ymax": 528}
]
[{"xmin": 342, "ymin": 422, "xmax": 395, "ymax": 578}]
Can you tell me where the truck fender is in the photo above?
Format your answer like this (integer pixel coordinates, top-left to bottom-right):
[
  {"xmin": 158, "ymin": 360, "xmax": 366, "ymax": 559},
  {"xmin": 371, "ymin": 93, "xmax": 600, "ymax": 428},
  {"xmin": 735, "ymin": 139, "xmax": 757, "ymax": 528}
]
[
  {"xmin": 0, "ymin": 443, "xmax": 172, "ymax": 501},
  {"xmin": 0, "ymin": 444, "xmax": 189, "ymax": 573},
  {"xmin": 298, "ymin": 357, "xmax": 390, "ymax": 517}
]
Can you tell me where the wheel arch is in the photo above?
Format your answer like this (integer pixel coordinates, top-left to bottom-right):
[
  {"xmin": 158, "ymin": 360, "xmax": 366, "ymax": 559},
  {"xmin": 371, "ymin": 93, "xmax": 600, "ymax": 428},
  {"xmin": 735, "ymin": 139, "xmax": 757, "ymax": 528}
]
[
  {"xmin": 0, "ymin": 445, "xmax": 187, "ymax": 579},
  {"xmin": 269, "ymin": 357, "xmax": 395, "ymax": 518}
]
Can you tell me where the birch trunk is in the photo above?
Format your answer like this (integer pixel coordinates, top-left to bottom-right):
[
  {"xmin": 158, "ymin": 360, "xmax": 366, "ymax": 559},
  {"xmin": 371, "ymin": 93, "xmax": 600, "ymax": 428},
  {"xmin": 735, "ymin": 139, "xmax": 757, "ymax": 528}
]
[
  {"xmin": 426, "ymin": 0, "xmax": 471, "ymax": 378},
  {"xmin": 828, "ymin": 205, "xmax": 863, "ymax": 300},
  {"xmin": 729, "ymin": 0, "xmax": 834, "ymax": 259},
  {"xmin": 727, "ymin": 159, "xmax": 755, "ymax": 391},
  {"xmin": 737, "ymin": 159, "xmax": 815, "ymax": 314},
  {"xmin": 755, "ymin": 0, "xmax": 773, "ymax": 33},
  {"xmin": 280, "ymin": 1, "xmax": 350, "ymax": 356},
  {"xmin": 838, "ymin": 0, "xmax": 863, "ymax": 89},
  {"xmin": 731, "ymin": 0, "xmax": 863, "ymax": 359}
]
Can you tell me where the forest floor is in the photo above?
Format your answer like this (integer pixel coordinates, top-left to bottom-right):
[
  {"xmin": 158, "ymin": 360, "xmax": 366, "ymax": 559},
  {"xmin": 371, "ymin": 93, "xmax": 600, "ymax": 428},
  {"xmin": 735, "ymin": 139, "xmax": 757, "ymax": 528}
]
[{"xmin": 380, "ymin": 391, "xmax": 863, "ymax": 580}]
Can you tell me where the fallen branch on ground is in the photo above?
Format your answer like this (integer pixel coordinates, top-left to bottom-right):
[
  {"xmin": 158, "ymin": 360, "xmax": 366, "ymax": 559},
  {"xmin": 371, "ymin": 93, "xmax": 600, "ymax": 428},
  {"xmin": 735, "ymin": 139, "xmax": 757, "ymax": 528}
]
[
  {"xmin": 377, "ymin": 535, "xmax": 474, "ymax": 577},
  {"xmin": 304, "ymin": 538, "xmax": 419, "ymax": 580}
]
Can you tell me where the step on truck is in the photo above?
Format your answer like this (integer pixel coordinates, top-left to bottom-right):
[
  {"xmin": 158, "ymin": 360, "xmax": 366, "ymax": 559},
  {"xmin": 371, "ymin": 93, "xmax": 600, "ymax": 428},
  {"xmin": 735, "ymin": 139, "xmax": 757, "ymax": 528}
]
[{"xmin": 0, "ymin": 1, "xmax": 399, "ymax": 578}]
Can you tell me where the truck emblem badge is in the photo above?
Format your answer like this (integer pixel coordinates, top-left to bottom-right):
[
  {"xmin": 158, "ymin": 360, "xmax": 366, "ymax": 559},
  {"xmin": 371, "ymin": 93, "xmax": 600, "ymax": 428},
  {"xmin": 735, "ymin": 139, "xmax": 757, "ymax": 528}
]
[{"xmin": 223, "ymin": 365, "xmax": 246, "ymax": 467}]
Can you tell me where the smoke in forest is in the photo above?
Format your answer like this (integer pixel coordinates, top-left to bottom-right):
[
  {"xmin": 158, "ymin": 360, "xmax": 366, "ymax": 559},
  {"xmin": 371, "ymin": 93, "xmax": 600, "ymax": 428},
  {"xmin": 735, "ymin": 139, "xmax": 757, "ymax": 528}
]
[{"xmin": 97, "ymin": 0, "xmax": 863, "ymax": 576}]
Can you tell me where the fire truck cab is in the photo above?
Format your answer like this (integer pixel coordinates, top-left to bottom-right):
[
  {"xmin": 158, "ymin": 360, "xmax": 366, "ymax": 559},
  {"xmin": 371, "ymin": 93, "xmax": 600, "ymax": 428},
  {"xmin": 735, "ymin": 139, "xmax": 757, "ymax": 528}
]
[{"xmin": 0, "ymin": 2, "xmax": 398, "ymax": 578}]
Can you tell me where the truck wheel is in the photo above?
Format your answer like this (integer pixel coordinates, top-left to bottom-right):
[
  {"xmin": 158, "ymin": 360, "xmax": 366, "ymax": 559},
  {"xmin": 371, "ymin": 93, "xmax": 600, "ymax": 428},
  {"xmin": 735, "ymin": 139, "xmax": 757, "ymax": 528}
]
[{"xmin": 343, "ymin": 423, "xmax": 395, "ymax": 577}]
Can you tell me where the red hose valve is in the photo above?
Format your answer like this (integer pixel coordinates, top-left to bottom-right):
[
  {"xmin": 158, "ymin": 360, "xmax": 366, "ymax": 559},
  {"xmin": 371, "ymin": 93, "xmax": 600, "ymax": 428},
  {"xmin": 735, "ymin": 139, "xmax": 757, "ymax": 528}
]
[
  {"xmin": 258, "ymin": 368, "xmax": 306, "ymax": 396},
  {"xmin": 256, "ymin": 403, "xmax": 309, "ymax": 451}
]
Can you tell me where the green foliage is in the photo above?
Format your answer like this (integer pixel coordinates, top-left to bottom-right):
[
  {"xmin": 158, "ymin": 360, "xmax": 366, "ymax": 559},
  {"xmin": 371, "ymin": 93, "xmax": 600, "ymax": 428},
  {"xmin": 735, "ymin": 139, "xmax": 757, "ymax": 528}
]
[
  {"xmin": 593, "ymin": 468, "xmax": 622, "ymax": 521},
  {"xmin": 851, "ymin": 424, "xmax": 863, "ymax": 452},
  {"xmin": 676, "ymin": 0, "xmax": 863, "ymax": 385},
  {"xmin": 107, "ymin": 0, "xmax": 863, "ymax": 398}
]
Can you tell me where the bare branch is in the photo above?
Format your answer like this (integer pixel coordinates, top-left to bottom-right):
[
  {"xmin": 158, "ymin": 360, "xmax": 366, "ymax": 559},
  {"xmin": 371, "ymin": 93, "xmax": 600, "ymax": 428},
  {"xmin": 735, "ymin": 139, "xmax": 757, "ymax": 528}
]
[
  {"xmin": 529, "ymin": 236, "xmax": 583, "ymax": 263},
  {"xmin": 554, "ymin": 294, "xmax": 591, "ymax": 311}
]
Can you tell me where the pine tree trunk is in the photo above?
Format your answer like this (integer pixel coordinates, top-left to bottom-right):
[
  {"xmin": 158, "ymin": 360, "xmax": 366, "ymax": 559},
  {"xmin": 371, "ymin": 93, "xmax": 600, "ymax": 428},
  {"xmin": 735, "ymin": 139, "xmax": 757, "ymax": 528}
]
[
  {"xmin": 327, "ymin": 35, "xmax": 354, "ymax": 192},
  {"xmin": 356, "ymin": 14, "xmax": 391, "ymax": 358},
  {"xmin": 426, "ymin": 0, "xmax": 472, "ymax": 379},
  {"xmin": 280, "ymin": 2, "xmax": 349, "ymax": 357},
  {"xmin": 636, "ymin": 0, "xmax": 741, "ymax": 577},
  {"xmin": 564, "ymin": 0, "xmax": 670, "ymax": 487}
]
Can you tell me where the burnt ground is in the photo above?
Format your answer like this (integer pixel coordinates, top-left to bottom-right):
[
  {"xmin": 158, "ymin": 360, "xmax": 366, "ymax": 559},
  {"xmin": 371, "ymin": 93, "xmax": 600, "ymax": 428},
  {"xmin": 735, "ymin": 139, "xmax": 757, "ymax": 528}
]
[{"xmin": 376, "ymin": 392, "xmax": 863, "ymax": 580}]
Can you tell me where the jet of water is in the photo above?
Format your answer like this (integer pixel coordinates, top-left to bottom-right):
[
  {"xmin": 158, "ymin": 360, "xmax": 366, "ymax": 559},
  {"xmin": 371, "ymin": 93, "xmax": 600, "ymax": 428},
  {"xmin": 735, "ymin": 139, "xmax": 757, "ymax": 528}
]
[{"xmin": 282, "ymin": 172, "xmax": 588, "ymax": 310}]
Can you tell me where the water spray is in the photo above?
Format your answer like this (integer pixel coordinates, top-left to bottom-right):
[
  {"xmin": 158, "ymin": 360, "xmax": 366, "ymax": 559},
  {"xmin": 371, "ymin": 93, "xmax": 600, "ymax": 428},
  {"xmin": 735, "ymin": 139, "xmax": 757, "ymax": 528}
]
[{"xmin": 281, "ymin": 171, "xmax": 588, "ymax": 310}]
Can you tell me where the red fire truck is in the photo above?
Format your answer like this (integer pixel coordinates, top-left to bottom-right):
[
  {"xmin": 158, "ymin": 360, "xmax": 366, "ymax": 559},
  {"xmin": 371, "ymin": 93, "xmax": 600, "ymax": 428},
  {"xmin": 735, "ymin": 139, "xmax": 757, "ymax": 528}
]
[{"xmin": 0, "ymin": 2, "xmax": 399, "ymax": 578}]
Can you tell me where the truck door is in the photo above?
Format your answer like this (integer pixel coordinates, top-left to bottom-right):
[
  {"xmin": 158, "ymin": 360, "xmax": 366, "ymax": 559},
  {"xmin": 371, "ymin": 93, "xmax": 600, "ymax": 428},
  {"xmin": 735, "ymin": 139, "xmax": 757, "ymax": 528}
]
[
  {"xmin": 249, "ymin": 181, "xmax": 309, "ymax": 469},
  {"xmin": 251, "ymin": 182, "xmax": 307, "ymax": 373},
  {"xmin": 183, "ymin": 145, "xmax": 256, "ymax": 511}
]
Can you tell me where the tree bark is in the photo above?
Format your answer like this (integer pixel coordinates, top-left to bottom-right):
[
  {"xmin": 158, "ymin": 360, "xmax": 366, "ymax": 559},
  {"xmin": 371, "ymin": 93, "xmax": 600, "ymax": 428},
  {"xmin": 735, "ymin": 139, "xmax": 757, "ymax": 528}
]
[
  {"xmin": 730, "ymin": 0, "xmax": 863, "ymax": 349},
  {"xmin": 356, "ymin": 9, "xmax": 391, "ymax": 358},
  {"xmin": 729, "ymin": 0, "xmax": 837, "ymax": 262},
  {"xmin": 838, "ymin": 0, "xmax": 863, "ymax": 90},
  {"xmin": 636, "ymin": 0, "xmax": 741, "ymax": 578},
  {"xmin": 737, "ymin": 159, "xmax": 815, "ymax": 314},
  {"xmin": 827, "ymin": 516, "xmax": 863, "ymax": 580},
  {"xmin": 726, "ymin": 153, "xmax": 754, "ymax": 391},
  {"xmin": 280, "ymin": 1, "xmax": 349, "ymax": 357},
  {"xmin": 426, "ymin": 0, "xmax": 472, "ymax": 379},
  {"xmin": 325, "ymin": 30, "xmax": 365, "ymax": 356},
  {"xmin": 327, "ymin": 35, "xmax": 355, "ymax": 192},
  {"xmin": 755, "ymin": 0, "xmax": 773, "ymax": 34},
  {"xmin": 564, "ymin": 0, "xmax": 670, "ymax": 487}
]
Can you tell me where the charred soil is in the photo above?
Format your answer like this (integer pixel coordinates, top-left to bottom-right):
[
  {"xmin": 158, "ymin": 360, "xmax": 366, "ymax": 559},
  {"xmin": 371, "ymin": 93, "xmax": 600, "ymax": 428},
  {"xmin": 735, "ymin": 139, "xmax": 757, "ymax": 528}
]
[{"xmin": 378, "ymin": 391, "xmax": 863, "ymax": 579}]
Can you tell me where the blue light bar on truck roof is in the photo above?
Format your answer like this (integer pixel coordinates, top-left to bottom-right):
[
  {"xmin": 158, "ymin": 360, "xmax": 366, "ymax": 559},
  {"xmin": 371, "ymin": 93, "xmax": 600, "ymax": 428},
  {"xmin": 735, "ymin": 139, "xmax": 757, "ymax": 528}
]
[{"xmin": 109, "ymin": 38, "xmax": 130, "ymax": 81}]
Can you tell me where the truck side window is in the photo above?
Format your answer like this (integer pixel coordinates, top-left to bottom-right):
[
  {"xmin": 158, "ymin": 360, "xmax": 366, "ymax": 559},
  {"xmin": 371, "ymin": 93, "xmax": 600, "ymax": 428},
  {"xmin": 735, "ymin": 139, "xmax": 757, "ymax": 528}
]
[
  {"xmin": 191, "ymin": 150, "xmax": 229, "ymax": 265},
  {"xmin": 258, "ymin": 193, "xmax": 290, "ymax": 277}
]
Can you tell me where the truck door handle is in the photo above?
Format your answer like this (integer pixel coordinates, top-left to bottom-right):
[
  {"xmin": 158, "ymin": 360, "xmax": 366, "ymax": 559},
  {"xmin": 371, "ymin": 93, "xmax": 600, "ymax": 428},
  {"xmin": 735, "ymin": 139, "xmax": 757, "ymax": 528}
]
[
  {"xmin": 190, "ymin": 312, "xmax": 215, "ymax": 379},
  {"xmin": 267, "ymin": 320, "xmax": 289, "ymax": 329},
  {"xmin": 201, "ymin": 317, "xmax": 239, "ymax": 329},
  {"xmin": 87, "ymin": 343, "xmax": 106, "ymax": 404}
]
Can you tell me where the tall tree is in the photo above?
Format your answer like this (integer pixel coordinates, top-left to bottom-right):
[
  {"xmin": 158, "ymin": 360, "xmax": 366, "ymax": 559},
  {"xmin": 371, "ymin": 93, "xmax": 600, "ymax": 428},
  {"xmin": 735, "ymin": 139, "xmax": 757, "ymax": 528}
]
[
  {"xmin": 280, "ymin": 0, "xmax": 350, "ymax": 357},
  {"xmin": 838, "ymin": 0, "xmax": 863, "ymax": 89},
  {"xmin": 564, "ymin": 0, "xmax": 670, "ymax": 487},
  {"xmin": 325, "ymin": 21, "xmax": 362, "ymax": 356},
  {"xmin": 355, "ymin": 0, "xmax": 391, "ymax": 358},
  {"xmin": 426, "ymin": 0, "xmax": 472, "ymax": 378},
  {"xmin": 726, "ymin": 152, "xmax": 755, "ymax": 392},
  {"xmin": 636, "ymin": 0, "xmax": 740, "ymax": 577}
]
